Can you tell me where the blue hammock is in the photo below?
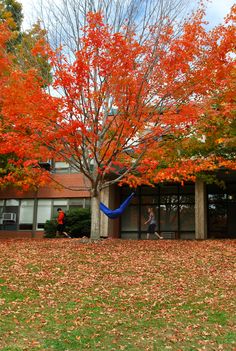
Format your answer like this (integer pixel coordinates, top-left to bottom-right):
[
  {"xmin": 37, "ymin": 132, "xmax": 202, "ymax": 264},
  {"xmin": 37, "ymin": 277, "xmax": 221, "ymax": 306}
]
[{"xmin": 100, "ymin": 192, "xmax": 135, "ymax": 219}]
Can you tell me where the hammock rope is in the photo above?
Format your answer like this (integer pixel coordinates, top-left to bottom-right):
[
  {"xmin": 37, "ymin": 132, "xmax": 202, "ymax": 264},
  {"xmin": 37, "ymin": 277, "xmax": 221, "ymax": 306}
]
[{"xmin": 100, "ymin": 192, "xmax": 135, "ymax": 219}]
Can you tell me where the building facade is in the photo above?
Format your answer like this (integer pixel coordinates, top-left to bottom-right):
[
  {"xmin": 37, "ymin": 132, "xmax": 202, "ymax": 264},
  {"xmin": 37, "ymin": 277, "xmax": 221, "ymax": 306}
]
[
  {"xmin": 0, "ymin": 171, "xmax": 91, "ymax": 239},
  {"xmin": 101, "ymin": 174, "xmax": 236, "ymax": 240},
  {"xmin": 0, "ymin": 166, "xmax": 235, "ymax": 240},
  {"xmin": 116, "ymin": 180, "xmax": 236, "ymax": 240}
]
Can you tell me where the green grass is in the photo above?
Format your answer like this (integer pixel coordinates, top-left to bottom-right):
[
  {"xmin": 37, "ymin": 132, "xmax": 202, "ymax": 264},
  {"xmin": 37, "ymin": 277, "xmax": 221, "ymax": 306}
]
[{"xmin": 0, "ymin": 239, "xmax": 235, "ymax": 350}]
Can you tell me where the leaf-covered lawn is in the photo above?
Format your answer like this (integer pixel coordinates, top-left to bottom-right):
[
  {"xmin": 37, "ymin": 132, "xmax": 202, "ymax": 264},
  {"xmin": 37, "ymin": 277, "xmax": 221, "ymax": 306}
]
[{"xmin": 0, "ymin": 239, "xmax": 235, "ymax": 351}]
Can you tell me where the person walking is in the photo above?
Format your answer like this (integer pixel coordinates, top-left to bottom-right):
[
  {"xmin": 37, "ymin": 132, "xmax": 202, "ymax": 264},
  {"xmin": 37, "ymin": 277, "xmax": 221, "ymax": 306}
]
[
  {"xmin": 144, "ymin": 207, "xmax": 163, "ymax": 240},
  {"xmin": 56, "ymin": 208, "xmax": 71, "ymax": 238}
]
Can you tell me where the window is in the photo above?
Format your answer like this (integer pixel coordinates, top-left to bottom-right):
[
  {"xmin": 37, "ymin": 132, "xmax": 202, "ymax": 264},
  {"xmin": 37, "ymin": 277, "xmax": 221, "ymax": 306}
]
[
  {"xmin": 207, "ymin": 182, "xmax": 236, "ymax": 238},
  {"xmin": 208, "ymin": 203, "xmax": 227, "ymax": 232},
  {"xmin": 85, "ymin": 198, "xmax": 91, "ymax": 208},
  {"xmin": 160, "ymin": 203, "xmax": 178, "ymax": 231},
  {"xmin": 53, "ymin": 161, "xmax": 79, "ymax": 174},
  {"xmin": 37, "ymin": 200, "xmax": 52, "ymax": 230},
  {"xmin": 54, "ymin": 162, "xmax": 70, "ymax": 174},
  {"xmin": 179, "ymin": 204, "xmax": 195, "ymax": 231},
  {"xmin": 0, "ymin": 197, "xmax": 91, "ymax": 232},
  {"xmin": 6, "ymin": 199, "xmax": 19, "ymax": 206},
  {"xmin": 142, "ymin": 196, "xmax": 158, "ymax": 205},
  {"xmin": 179, "ymin": 194, "xmax": 195, "ymax": 203},
  {"xmin": 121, "ymin": 184, "xmax": 195, "ymax": 239},
  {"xmin": 141, "ymin": 187, "xmax": 158, "ymax": 195},
  {"xmin": 69, "ymin": 199, "xmax": 84, "ymax": 209},
  {"xmin": 121, "ymin": 206, "xmax": 139, "ymax": 231},
  {"xmin": 19, "ymin": 200, "xmax": 34, "ymax": 230},
  {"xmin": 2, "ymin": 199, "xmax": 19, "ymax": 230},
  {"xmin": 69, "ymin": 198, "xmax": 91, "ymax": 209},
  {"xmin": 0, "ymin": 200, "xmax": 3, "ymax": 217},
  {"xmin": 160, "ymin": 185, "xmax": 178, "ymax": 194}
]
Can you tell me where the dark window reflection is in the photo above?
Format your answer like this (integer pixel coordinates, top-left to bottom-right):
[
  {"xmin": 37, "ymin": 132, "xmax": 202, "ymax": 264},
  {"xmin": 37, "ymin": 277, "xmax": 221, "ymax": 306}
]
[
  {"xmin": 160, "ymin": 204, "xmax": 178, "ymax": 231},
  {"xmin": 180, "ymin": 204, "xmax": 195, "ymax": 231},
  {"xmin": 160, "ymin": 185, "xmax": 178, "ymax": 194},
  {"xmin": 208, "ymin": 204, "xmax": 227, "ymax": 232},
  {"xmin": 179, "ymin": 195, "xmax": 195, "ymax": 203},
  {"xmin": 208, "ymin": 194, "xmax": 227, "ymax": 202},
  {"xmin": 121, "ymin": 184, "xmax": 195, "ymax": 239},
  {"xmin": 207, "ymin": 182, "xmax": 236, "ymax": 238},
  {"xmin": 160, "ymin": 195, "xmax": 178, "ymax": 204}
]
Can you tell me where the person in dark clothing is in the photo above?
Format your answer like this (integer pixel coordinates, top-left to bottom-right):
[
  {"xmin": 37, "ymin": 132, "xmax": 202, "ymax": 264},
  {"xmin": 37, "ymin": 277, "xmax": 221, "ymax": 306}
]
[{"xmin": 144, "ymin": 207, "xmax": 163, "ymax": 240}]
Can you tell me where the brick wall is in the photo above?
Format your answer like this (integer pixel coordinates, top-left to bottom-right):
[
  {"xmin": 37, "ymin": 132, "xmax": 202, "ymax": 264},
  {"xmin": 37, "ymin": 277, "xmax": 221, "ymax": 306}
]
[
  {"xmin": 0, "ymin": 231, "xmax": 45, "ymax": 239},
  {"xmin": 0, "ymin": 173, "xmax": 91, "ymax": 199}
]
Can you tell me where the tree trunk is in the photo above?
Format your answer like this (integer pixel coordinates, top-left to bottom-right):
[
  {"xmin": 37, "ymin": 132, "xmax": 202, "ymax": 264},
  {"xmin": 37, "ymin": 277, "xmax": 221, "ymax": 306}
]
[{"xmin": 90, "ymin": 195, "xmax": 101, "ymax": 240}]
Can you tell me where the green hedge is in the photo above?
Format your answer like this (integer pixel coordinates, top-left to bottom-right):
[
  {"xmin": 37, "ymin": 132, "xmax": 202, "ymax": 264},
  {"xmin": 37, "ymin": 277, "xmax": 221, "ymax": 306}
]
[{"xmin": 44, "ymin": 208, "xmax": 91, "ymax": 238}]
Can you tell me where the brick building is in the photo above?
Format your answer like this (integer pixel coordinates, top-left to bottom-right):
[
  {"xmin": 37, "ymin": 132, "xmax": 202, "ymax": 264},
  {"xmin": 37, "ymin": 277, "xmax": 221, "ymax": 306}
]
[{"xmin": 0, "ymin": 163, "xmax": 235, "ymax": 239}]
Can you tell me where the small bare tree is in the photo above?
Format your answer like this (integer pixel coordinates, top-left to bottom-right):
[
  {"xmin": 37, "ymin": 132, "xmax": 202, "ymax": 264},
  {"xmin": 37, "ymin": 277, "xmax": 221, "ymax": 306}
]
[{"xmin": 36, "ymin": 0, "xmax": 196, "ymax": 56}]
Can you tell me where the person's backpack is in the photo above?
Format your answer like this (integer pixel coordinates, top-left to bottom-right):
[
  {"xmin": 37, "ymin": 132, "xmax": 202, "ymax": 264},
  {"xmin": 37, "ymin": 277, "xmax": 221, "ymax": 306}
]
[{"xmin": 62, "ymin": 212, "xmax": 67, "ymax": 225}]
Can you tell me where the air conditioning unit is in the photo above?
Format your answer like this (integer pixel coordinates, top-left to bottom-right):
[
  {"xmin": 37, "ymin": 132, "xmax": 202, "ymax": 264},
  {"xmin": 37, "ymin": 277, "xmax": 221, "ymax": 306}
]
[{"xmin": 2, "ymin": 213, "xmax": 16, "ymax": 222}]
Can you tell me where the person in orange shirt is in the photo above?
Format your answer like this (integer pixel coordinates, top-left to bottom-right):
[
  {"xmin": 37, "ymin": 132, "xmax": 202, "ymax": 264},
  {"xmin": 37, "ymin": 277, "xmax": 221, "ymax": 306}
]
[{"xmin": 56, "ymin": 208, "xmax": 71, "ymax": 238}]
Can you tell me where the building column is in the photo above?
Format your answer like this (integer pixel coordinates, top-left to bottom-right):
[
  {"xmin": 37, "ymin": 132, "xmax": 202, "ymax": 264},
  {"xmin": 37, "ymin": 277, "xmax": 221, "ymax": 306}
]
[
  {"xmin": 100, "ymin": 187, "xmax": 110, "ymax": 238},
  {"xmin": 100, "ymin": 185, "xmax": 119, "ymax": 238},
  {"xmin": 195, "ymin": 179, "xmax": 207, "ymax": 239},
  {"xmin": 32, "ymin": 197, "xmax": 38, "ymax": 238}
]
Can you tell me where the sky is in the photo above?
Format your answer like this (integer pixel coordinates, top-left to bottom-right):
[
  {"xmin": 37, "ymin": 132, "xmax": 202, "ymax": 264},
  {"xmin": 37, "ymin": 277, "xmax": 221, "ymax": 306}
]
[
  {"xmin": 19, "ymin": 0, "xmax": 235, "ymax": 30},
  {"xmin": 205, "ymin": 0, "xmax": 235, "ymax": 27}
]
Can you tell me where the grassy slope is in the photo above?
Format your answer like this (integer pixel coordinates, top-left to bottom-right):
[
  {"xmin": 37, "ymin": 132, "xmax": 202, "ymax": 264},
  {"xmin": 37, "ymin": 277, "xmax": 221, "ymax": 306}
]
[{"xmin": 0, "ymin": 239, "xmax": 235, "ymax": 350}]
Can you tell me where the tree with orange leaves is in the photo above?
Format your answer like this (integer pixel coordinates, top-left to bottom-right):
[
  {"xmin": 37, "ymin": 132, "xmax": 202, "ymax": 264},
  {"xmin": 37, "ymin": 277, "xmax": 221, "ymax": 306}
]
[
  {"xmin": 136, "ymin": 8, "xmax": 236, "ymax": 186},
  {"xmin": 0, "ymin": 5, "xmax": 235, "ymax": 238},
  {"xmin": 0, "ymin": 21, "xmax": 54, "ymax": 190},
  {"xmin": 0, "ymin": 1, "xmax": 51, "ymax": 191}
]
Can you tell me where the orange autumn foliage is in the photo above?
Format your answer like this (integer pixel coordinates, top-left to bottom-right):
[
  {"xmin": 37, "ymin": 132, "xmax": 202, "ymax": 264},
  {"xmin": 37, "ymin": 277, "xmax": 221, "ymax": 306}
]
[{"xmin": 0, "ymin": 5, "xmax": 235, "ymax": 193}]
